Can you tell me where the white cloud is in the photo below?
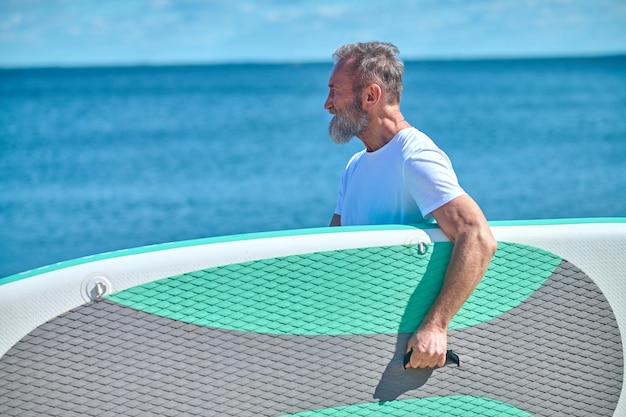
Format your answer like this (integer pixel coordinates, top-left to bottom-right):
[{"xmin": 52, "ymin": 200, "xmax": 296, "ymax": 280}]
[
  {"xmin": 151, "ymin": 0, "xmax": 170, "ymax": 9},
  {"xmin": 316, "ymin": 6, "xmax": 348, "ymax": 18},
  {"xmin": 0, "ymin": 13, "xmax": 22, "ymax": 30}
]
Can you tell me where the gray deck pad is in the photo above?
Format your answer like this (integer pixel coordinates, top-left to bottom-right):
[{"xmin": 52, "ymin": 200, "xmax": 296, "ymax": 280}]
[{"xmin": 0, "ymin": 254, "xmax": 622, "ymax": 416}]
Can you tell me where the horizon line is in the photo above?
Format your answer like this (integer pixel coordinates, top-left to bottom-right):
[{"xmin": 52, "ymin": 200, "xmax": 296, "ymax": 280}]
[{"xmin": 1, "ymin": 51, "xmax": 625, "ymax": 71}]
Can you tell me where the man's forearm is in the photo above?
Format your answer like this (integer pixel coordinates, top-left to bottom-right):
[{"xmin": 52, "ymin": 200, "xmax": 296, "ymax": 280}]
[{"xmin": 420, "ymin": 229, "xmax": 495, "ymax": 331}]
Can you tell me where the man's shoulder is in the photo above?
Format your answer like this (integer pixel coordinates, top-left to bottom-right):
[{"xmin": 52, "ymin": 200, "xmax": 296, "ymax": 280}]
[
  {"xmin": 396, "ymin": 126, "xmax": 431, "ymax": 141},
  {"xmin": 396, "ymin": 127, "xmax": 437, "ymax": 153}
]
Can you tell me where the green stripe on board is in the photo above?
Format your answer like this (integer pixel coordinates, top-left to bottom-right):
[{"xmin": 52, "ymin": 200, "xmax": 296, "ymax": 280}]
[
  {"xmin": 109, "ymin": 242, "xmax": 561, "ymax": 335},
  {"xmin": 280, "ymin": 396, "xmax": 534, "ymax": 416}
]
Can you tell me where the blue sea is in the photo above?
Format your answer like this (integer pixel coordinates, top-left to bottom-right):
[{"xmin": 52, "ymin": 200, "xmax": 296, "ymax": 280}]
[{"xmin": 1, "ymin": 56, "xmax": 625, "ymax": 278}]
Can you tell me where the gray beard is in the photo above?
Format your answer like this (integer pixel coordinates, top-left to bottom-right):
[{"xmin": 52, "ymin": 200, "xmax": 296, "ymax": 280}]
[{"xmin": 329, "ymin": 102, "xmax": 368, "ymax": 145}]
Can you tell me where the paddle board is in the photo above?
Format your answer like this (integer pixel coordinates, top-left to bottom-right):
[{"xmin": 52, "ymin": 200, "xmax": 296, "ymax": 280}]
[{"xmin": 0, "ymin": 219, "xmax": 624, "ymax": 416}]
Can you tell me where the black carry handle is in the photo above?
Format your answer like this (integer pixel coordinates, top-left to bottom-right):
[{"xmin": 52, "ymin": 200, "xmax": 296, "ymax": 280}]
[{"xmin": 403, "ymin": 349, "xmax": 460, "ymax": 369}]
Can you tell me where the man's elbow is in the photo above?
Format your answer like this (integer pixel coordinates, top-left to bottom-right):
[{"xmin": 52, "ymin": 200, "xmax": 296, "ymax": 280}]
[
  {"xmin": 476, "ymin": 224, "xmax": 498, "ymax": 258},
  {"xmin": 455, "ymin": 221, "xmax": 497, "ymax": 259}
]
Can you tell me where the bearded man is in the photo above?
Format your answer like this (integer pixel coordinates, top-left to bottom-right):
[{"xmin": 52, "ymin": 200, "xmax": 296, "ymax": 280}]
[{"xmin": 325, "ymin": 41, "xmax": 497, "ymax": 369}]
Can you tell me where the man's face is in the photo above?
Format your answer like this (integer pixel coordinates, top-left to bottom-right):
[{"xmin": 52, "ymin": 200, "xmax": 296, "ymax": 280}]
[{"xmin": 325, "ymin": 61, "xmax": 368, "ymax": 144}]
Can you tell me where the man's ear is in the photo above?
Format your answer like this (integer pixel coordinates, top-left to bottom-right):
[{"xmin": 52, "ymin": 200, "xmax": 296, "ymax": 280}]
[{"xmin": 361, "ymin": 83, "xmax": 382, "ymax": 110}]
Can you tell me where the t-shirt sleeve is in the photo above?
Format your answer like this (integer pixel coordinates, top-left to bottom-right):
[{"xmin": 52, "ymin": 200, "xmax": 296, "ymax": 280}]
[
  {"xmin": 333, "ymin": 153, "xmax": 360, "ymax": 216},
  {"xmin": 333, "ymin": 179, "xmax": 344, "ymax": 216},
  {"xmin": 403, "ymin": 148, "xmax": 466, "ymax": 218}
]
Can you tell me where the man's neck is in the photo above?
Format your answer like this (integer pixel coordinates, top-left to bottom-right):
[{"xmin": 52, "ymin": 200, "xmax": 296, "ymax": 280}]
[{"xmin": 358, "ymin": 110, "xmax": 411, "ymax": 152}]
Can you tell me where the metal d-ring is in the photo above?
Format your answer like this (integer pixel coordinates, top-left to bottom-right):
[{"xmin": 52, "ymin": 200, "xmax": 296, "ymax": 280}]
[{"xmin": 417, "ymin": 241, "xmax": 428, "ymax": 255}]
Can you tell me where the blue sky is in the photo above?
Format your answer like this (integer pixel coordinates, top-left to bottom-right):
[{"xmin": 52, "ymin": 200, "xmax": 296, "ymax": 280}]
[{"xmin": 1, "ymin": 0, "xmax": 625, "ymax": 67}]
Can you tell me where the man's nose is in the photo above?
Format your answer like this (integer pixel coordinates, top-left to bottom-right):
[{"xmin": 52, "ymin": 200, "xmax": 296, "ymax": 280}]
[{"xmin": 324, "ymin": 93, "xmax": 333, "ymax": 111}]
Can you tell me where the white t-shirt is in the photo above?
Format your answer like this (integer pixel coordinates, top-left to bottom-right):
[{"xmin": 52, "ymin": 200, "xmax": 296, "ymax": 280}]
[{"xmin": 334, "ymin": 127, "xmax": 466, "ymax": 226}]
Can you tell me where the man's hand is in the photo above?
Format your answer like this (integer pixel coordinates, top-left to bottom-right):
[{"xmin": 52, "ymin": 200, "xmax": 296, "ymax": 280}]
[{"xmin": 405, "ymin": 324, "xmax": 447, "ymax": 368}]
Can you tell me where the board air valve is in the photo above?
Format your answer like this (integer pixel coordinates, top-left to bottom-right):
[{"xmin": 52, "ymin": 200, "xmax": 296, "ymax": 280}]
[{"xmin": 81, "ymin": 274, "xmax": 113, "ymax": 302}]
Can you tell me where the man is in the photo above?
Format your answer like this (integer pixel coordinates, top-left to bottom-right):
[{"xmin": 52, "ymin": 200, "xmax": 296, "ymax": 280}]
[{"xmin": 325, "ymin": 41, "xmax": 497, "ymax": 369}]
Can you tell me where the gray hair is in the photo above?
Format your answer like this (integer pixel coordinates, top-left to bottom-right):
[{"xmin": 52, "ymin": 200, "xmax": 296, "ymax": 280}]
[{"xmin": 332, "ymin": 41, "xmax": 404, "ymax": 104}]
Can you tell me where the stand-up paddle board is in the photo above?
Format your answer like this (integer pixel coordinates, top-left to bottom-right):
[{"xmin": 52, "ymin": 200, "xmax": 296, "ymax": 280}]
[{"xmin": 0, "ymin": 219, "xmax": 624, "ymax": 416}]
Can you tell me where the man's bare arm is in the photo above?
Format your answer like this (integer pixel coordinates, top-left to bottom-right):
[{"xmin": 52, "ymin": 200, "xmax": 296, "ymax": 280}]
[
  {"xmin": 330, "ymin": 214, "xmax": 341, "ymax": 226},
  {"xmin": 405, "ymin": 194, "xmax": 497, "ymax": 368}
]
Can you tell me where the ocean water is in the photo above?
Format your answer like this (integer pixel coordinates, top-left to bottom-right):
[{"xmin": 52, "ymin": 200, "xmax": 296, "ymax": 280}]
[{"xmin": 1, "ymin": 56, "xmax": 625, "ymax": 278}]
